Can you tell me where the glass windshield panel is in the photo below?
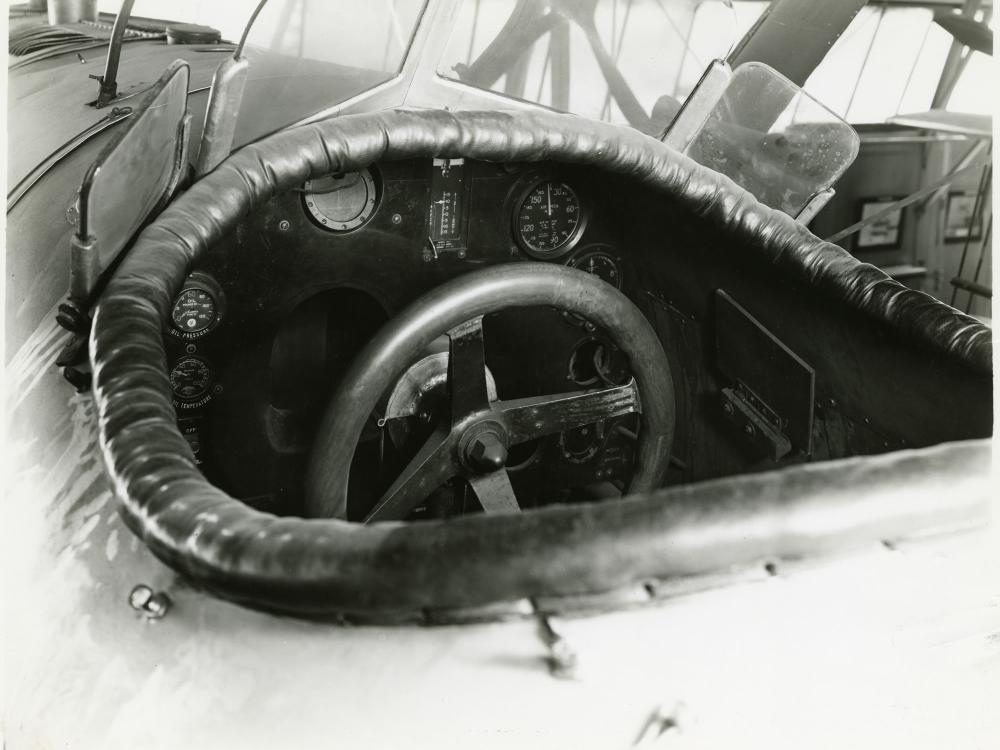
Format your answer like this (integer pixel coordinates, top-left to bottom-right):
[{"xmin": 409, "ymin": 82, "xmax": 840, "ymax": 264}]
[
  {"xmin": 242, "ymin": 0, "xmax": 426, "ymax": 76},
  {"xmin": 685, "ymin": 62, "xmax": 860, "ymax": 216},
  {"xmin": 82, "ymin": 62, "xmax": 189, "ymax": 283},
  {"xmin": 230, "ymin": 0, "xmax": 427, "ymax": 141},
  {"xmin": 437, "ymin": 0, "xmax": 749, "ymax": 134}
]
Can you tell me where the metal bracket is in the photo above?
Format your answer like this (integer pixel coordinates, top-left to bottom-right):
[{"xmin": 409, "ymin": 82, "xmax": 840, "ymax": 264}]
[
  {"xmin": 721, "ymin": 387, "xmax": 792, "ymax": 461},
  {"xmin": 661, "ymin": 59, "xmax": 732, "ymax": 151},
  {"xmin": 796, "ymin": 188, "xmax": 835, "ymax": 225}
]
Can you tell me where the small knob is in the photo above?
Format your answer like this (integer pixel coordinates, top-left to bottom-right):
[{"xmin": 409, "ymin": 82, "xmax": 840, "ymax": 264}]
[{"xmin": 468, "ymin": 433, "xmax": 508, "ymax": 473}]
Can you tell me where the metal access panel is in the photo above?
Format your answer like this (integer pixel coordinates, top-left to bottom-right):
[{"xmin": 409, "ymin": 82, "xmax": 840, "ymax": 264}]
[{"xmin": 715, "ymin": 290, "xmax": 815, "ymax": 455}]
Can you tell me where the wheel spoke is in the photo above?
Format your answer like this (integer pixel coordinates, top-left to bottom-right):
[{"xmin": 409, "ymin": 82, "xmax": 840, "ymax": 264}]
[
  {"xmin": 447, "ymin": 316, "xmax": 490, "ymax": 422},
  {"xmin": 467, "ymin": 469, "xmax": 521, "ymax": 514},
  {"xmin": 364, "ymin": 425, "xmax": 455, "ymax": 523},
  {"xmin": 500, "ymin": 379, "xmax": 640, "ymax": 444}
]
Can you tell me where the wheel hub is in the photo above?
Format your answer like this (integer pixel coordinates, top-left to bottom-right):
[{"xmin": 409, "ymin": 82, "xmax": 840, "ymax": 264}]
[{"xmin": 457, "ymin": 419, "xmax": 509, "ymax": 474}]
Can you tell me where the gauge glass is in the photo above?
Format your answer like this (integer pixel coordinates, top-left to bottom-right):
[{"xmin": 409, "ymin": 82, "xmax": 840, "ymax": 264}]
[
  {"xmin": 568, "ymin": 251, "xmax": 622, "ymax": 289},
  {"xmin": 170, "ymin": 356, "xmax": 212, "ymax": 401},
  {"xmin": 171, "ymin": 288, "xmax": 217, "ymax": 333},
  {"xmin": 515, "ymin": 180, "xmax": 582, "ymax": 257},
  {"xmin": 303, "ymin": 169, "xmax": 378, "ymax": 231}
]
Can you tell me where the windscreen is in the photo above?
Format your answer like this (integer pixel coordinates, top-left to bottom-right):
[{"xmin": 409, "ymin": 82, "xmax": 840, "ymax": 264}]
[
  {"xmin": 76, "ymin": 60, "xmax": 189, "ymax": 300},
  {"xmin": 226, "ymin": 0, "xmax": 428, "ymax": 139},
  {"xmin": 685, "ymin": 62, "xmax": 860, "ymax": 216},
  {"xmin": 437, "ymin": 0, "xmax": 760, "ymax": 134}
]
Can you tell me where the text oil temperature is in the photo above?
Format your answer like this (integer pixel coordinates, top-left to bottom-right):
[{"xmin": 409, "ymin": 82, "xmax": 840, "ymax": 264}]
[{"xmin": 170, "ymin": 356, "xmax": 213, "ymax": 408}]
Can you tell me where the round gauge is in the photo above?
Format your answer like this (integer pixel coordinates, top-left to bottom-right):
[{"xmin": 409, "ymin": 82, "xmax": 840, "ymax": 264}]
[
  {"xmin": 168, "ymin": 272, "xmax": 224, "ymax": 340},
  {"xmin": 567, "ymin": 249, "xmax": 622, "ymax": 290},
  {"xmin": 170, "ymin": 356, "xmax": 212, "ymax": 401},
  {"xmin": 303, "ymin": 169, "xmax": 378, "ymax": 231},
  {"xmin": 171, "ymin": 288, "xmax": 216, "ymax": 333},
  {"xmin": 513, "ymin": 179, "xmax": 584, "ymax": 258}
]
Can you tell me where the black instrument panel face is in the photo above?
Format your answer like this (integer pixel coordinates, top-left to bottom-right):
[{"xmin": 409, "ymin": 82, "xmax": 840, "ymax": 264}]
[
  {"xmin": 164, "ymin": 158, "xmax": 652, "ymax": 516},
  {"xmin": 511, "ymin": 177, "xmax": 586, "ymax": 258}
]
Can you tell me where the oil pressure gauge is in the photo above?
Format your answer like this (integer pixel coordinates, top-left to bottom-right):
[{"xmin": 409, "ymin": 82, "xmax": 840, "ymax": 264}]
[
  {"xmin": 172, "ymin": 288, "xmax": 216, "ymax": 333},
  {"xmin": 169, "ymin": 271, "xmax": 224, "ymax": 340}
]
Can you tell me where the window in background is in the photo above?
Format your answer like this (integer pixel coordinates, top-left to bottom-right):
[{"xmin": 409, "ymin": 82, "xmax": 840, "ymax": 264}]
[
  {"xmin": 438, "ymin": 0, "xmax": 750, "ymax": 129},
  {"xmin": 948, "ymin": 49, "xmax": 995, "ymax": 116},
  {"xmin": 243, "ymin": 0, "xmax": 426, "ymax": 75},
  {"xmin": 801, "ymin": 5, "xmax": 993, "ymax": 124},
  {"xmin": 681, "ymin": 0, "xmax": 767, "ymax": 99}
]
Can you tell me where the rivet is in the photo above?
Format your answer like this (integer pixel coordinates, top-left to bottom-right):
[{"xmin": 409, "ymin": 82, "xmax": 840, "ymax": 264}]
[{"xmin": 129, "ymin": 584, "xmax": 171, "ymax": 619}]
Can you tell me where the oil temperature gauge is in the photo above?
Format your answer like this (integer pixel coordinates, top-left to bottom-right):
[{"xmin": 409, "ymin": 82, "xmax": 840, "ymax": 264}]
[
  {"xmin": 170, "ymin": 356, "xmax": 213, "ymax": 404},
  {"xmin": 567, "ymin": 248, "xmax": 622, "ymax": 290}
]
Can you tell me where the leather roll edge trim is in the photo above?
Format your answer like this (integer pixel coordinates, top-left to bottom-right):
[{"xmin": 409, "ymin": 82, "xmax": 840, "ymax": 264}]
[{"xmin": 90, "ymin": 108, "xmax": 992, "ymax": 619}]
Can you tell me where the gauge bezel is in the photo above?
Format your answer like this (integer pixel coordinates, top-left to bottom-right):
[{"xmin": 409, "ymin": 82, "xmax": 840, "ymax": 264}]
[
  {"xmin": 169, "ymin": 354, "xmax": 214, "ymax": 407},
  {"xmin": 302, "ymin": 168, "xmax": 380, "ymax": 233},
  {"xmin": 168, "ymin": 271, "xmax": 225, "ymax": 340},
  {"xmin": 510, "ymin": 176, "xmax": 587, "ymax": 259},
  {"xmin": 566, "ymin": 246, "xmax": 623, "ymax": 291}
]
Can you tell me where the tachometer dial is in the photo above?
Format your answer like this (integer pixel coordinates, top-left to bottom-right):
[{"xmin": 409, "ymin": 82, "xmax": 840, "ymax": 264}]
[
  {"xmin": 172, "ymin": 289, "xmax": 217, "ymax": 333},
  {"xmin": 170, "ymin": 356, "xmax": 212, "ymax": 401},
  {"xmin": 567, "ymin": 249, "xmax": 622, "ymax": 289},
  {"xmin": 513, "ymin": 179, "xmax": 584, "ymax": 258},
  {"xmin": 303, "ymin": 169, "xmax": 378, "ymax": 231}
]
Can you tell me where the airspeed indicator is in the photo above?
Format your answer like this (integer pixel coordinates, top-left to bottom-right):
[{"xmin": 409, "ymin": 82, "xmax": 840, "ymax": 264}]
[{"xmin": 513, "ymin": 180, "xmax": 584, "ymax": 259}]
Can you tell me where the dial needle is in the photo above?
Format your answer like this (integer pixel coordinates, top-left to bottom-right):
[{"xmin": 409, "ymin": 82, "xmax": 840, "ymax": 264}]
[{"xmin": 547, "ymin": 183, "xmax": 552, "ymax": 217}]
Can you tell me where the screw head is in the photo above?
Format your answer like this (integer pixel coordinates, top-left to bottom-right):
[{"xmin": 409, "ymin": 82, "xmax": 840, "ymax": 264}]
[
  {"xmin": 391, "ymin": 213, "xmax": 402, "ymax": 225},
  {"xmin": 278, "ymin": 220, "xmax": 291, "ymax": 231}
]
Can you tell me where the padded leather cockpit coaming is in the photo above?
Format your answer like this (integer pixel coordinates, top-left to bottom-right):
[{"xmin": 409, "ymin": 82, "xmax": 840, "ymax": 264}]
[{"xmin": 90, "ymin": 109, "xmax": 992, "ymax": 619}]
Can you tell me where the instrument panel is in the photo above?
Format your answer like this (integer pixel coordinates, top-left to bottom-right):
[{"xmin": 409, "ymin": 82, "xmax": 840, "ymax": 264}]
[{"xmin": 163, "ymin": 157, "xmax": 648, "ymax": 515}]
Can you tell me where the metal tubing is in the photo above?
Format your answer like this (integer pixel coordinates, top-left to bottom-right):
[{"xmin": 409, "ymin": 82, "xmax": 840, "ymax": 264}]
[{"xmin": 89, "ymin": 0, "xmax": 135, "ymax": 108}]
